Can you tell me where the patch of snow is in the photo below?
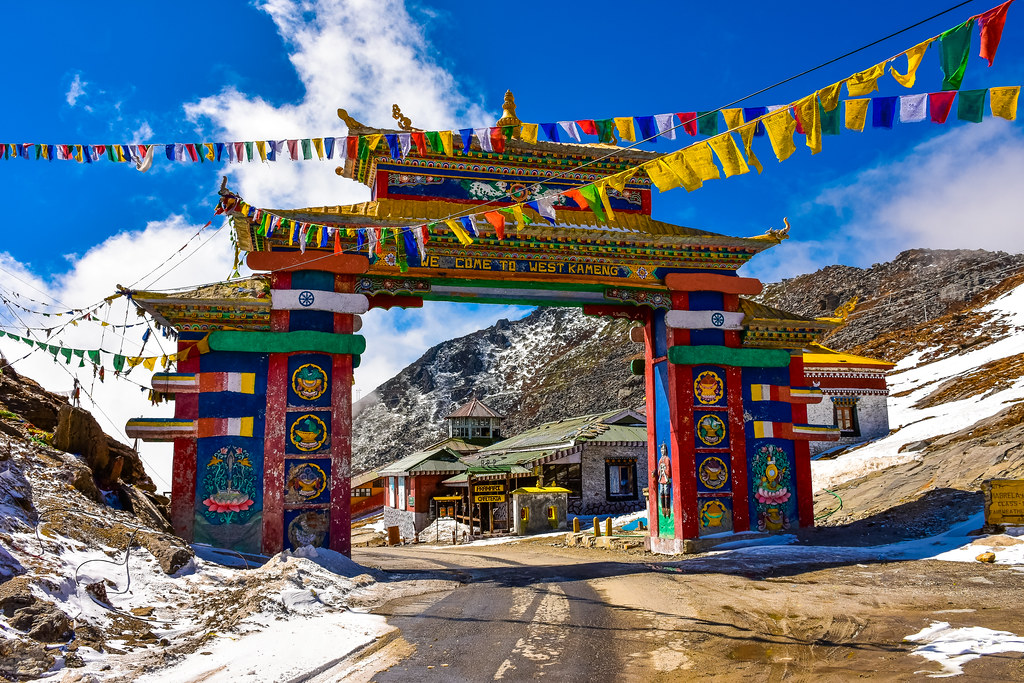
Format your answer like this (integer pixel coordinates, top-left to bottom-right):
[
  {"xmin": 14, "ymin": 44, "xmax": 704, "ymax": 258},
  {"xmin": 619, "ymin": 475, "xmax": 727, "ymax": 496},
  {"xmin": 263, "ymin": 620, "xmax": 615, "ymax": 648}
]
[
  {"xmin": 417, "ymin": 517, "xmax": 473, "ymax": 544},
  {"xmin": 906, "ymin": 621, "xmax": 1024, "ymax": 678}
]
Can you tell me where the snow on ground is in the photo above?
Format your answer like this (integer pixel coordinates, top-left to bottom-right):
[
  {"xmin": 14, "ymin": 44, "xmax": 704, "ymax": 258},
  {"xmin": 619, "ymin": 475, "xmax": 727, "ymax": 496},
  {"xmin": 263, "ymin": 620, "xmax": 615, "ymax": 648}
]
[
  {"xmin": 812, "ymin": 282, "xmax": 1024, "ymax": 492},
  {"xmin": 906, "ymin": 621, "xmax": 1024, "ymax": 678},
  {"xmin": 417, "ymin": 517, "xmax": 473, "ymax": 544}
]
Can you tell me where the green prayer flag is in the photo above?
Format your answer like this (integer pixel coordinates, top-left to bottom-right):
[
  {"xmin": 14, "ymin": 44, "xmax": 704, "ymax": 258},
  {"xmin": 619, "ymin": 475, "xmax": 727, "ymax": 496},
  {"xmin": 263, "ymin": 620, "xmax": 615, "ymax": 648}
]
[
  {"xmin": 301, "ymin": 139, "xmax": 312, "ymax": 160},
  {"xmin": 940, "ymin": 19, "xmax": 974, "ymax": 91},
  {"xmin": 595, "ymin": 119, "xmax": 616, "ymax": 143},
  {"xmin": 5, "ymin": 334, "xmax": 18, "ymax": 343},
  {"xmin": 35, "ymin": 340, "xmax": 47, "ymax": 349},
  {"xmin": 957, "ymin": 89, "xmax": 987, "ymax": 123},
  {"xmin": 196, "ymin": 143, "xmax": 204, "ymax": 163},
  {"xmin": 244, "ymin": 141, "xmax": 254, "ymax": 162},
  {"xmin": 60, "ymin": 347, "xmax": 72, "ymax": 364},
  {"xmin": 107, "ymin": 146, "xmax": 116, "ymax": 161},
  {"xmin": 0, "ymin": 330, "xmax": 5, "ymax": 337},
  {"xmin": 113, "ymin": 355, "xmax": 126, "ymax": 372},
  {"xmin": 425, "ymin": 131, "xmax": 443, "ymax": 154},
  {"xmin": 579, "ymin": 185, "xmax": 606, "ymax": 222},
  {"xmin": 357, "ymin": 136, "xmax": 370, "ymax": 161},
  {"xmin": 502, "ymin": 125, "xmax": 515, "ymax": 140},
  {"xmin": 88, "ymin": 350, "xmax": 100, "ymax": 364},
  {"xmin": 73, "ymin": 349, "xmax": 84, "ymax": 358},
  {"xmin": 698, "ymin": 111, "xmax": 720, "ymax": 137},
  {"xmin": 35, "ymin": 144, "xmax": 43, "ymax": 160},
  {"xmin": 820, "ymin": 102, "xmax": 841, "ymax": 136}
]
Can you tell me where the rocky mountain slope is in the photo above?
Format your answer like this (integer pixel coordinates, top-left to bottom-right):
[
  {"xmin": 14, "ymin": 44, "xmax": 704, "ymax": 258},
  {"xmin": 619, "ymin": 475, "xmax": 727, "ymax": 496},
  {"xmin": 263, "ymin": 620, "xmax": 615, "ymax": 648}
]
[
  {"xmin": 352, "ymin": 308, "xmax": 643, "ymax": 470},
  {"xmin": 353, "ymin": 248, "xmax": 1024, "ymax": 474}
]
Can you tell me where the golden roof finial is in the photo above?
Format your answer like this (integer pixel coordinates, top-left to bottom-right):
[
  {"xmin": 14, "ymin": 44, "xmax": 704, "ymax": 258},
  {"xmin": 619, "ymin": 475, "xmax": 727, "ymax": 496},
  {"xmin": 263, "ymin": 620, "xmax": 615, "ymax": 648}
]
[
  {"xmin": 391, "ymin": 104, "xmax": 418, "ymax": 131},
  {"xmin": 495, "ymin": 90, "xmax": 522, "ymax": 136}
]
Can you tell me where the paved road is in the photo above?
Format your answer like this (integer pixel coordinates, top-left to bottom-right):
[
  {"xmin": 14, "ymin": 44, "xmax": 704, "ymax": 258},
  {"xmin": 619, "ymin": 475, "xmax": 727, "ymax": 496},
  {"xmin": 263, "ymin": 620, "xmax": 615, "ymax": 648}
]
[
  {"xmin": 337, "ymin": 540, "xmax": 1024, "ymax": 682},
  {"xmin": 355, "ymin": 546, "xmax": 639, "ymax": 682}
]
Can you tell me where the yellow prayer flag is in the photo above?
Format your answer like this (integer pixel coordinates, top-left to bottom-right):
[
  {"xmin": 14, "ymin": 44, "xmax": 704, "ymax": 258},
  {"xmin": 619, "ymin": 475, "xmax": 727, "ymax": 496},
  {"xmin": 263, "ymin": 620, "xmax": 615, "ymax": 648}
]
[
  {"xmin": 204, "ymin": 144, "xmax": 215, "ymax": 161},
  {"xmin": 990, "ymin": 86, "xmax": 1020, "ymax": 120},
  {"xmin": 845, "ymin": 99, "xmax": 870, "ymax": 132},
  {"xmin": 846, "ymin": 62, "xmax": 886, "ymax": 96},
  {"xmin": 817, "ymin": 82, "xmax": 843, "ymax": 112},
  {"xmin": 512, "ymin": 204, "xmax": 526, "ymax": 231},
  {"xmin": 707, "ymin": 134, "xmax": 750, "ymax": 178},
  {"xmin": 607, "ymin": 168, "xmax": 637, "ymax": 193},
  {"xmin": 256, "ymin": 141, "xmax": 267, "ymax": 162},
  {"xmin": 794, "ymin": 95, "xmax": 822, "ymax": 155},
  {"xmin": 645, "ymin": 159, "xmax": 683, "ymax": 192},
  {"xmin": 100, "ymin": 321, "xmax": 109, "ymax": 327},
  {"xmin": 762, "ymin": 108, "xmax": 797, "ymax": 161},
  {"xmin": 722, "ymin": 109, "xmax": 744, "ymax": 130},
  {"xmin": 520, "ymin": 123, "xmax": 539, "ymax": 144},
  {"xmin": 74, "ymin": 145, "xmax": 83, "ymax": 162},
  {"xmin": 445, "ymin": 219, "xmax": 472, "ymax": 245},
  {"xmin": 366, "ymin": 134, "xmax": 383, "ymax": 151},
  {"xmin": 891, "ymin": 40, "xmax": 932, "ymax": 88},
  {"xmin": 737, "ymin": 122, "xmax": 763, "ymax": 174},
  {"xmin": 613, "ymin": 117, "xmax": 636, "ymax": 143},
  {"xmin": 142, "ymin": 357, "xmax": 156, "ymax": 371},
  {"xmin": 127, "ymin": 357, "xmax": 144, "ymax": 368},
  {"xmin": 683, "ymin": 143, "xmax": 721, "ymax": 182},
  {"xmin": 663, "ymin": 152, "xmax": 703, "ymax": 192},
  {"xmin": 312, "ymin": 138, "xmax": 324, "ymax": 159},
  {"xmin": 595, "ymin": 181, "xmax": 616, "ymax": 220},
  {"xmin": 439, "ymin": 131, "xmax": 454, "ymax": 156},
  {"xmin": 160, "ymin": 355, "xmax": 170, "ymax": 369},
  {"xmin": 178, "ymin": 346, "xmax": 190, "ymax": 362}
]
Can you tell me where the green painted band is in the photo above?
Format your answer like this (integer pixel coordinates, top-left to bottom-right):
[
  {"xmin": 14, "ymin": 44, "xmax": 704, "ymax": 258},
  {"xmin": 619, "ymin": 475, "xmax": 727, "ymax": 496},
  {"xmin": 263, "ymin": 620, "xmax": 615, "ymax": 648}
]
[
  {"xmin": 208, "ymin": 331, "xmax": 366, "ymax": 356},
  {"xmin": 629, "ymin": 359, "xmax": 645, "ymax": 376},
  {"xmin": 668, "ymin": 345, "xmax": 791, "ymax": 367}
]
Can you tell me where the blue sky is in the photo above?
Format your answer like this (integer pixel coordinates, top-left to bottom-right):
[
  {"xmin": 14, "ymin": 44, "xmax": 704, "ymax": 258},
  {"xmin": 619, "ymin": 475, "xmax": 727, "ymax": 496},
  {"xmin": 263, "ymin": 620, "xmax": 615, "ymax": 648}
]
[{"xmin": 0, "ymin": 0, "xmax": 1021, "ymax": 486}]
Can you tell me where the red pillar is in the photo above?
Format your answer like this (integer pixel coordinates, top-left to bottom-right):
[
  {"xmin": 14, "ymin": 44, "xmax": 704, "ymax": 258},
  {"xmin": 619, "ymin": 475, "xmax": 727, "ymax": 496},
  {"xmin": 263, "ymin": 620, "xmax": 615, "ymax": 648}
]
[
  {"xmin": 261, "ymin": 272, "xmax": 291, "ymax": 556},
  {"xmin": 667, "ymin": 292, "xmax": 698, "ymax": 539},
  {"xmin": 170, "ymin": 339, "xmax": 199, "ymax": 540},
  {"xmin": 329, "ymin": 274, "xmax": 355, "ymax": 556},
  {"xmin": 643, "ymin": 319, "xmax": 658, "ymax": 534},
  {"xmin": 789, "ymin": 352, "xmax": 814, "ymax": 527}
]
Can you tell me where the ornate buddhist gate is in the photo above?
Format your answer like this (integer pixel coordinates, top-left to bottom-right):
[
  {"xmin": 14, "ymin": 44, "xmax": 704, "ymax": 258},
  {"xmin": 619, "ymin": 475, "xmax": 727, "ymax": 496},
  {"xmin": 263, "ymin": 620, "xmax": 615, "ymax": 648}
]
[{"xmin": 127, "ymin": 96, "xmax": 839, "ymax": 556}]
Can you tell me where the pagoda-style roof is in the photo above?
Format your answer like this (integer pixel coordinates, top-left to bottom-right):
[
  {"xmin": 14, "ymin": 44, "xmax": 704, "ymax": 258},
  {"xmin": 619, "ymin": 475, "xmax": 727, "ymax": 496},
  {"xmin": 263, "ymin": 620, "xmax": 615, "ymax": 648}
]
[
  {"xmin": 739, "ymin": 299, "xmax": 839, "ymax": 349},
  {"xmin": 803, "ymin": 344, "xmax": 895, "ymax": 370},
  {"xmin": 446, "ymin": 398, "xmax": 503, "ymax": 420},
  {"xmin": 125, "ymin": 277, "xmax": 270, "ymax": 332}
]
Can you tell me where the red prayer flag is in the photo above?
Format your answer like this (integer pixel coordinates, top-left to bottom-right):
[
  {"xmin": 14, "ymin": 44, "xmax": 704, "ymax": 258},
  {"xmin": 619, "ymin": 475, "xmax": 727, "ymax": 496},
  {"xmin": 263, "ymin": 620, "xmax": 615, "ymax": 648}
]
[
  {"xmin": 483, "ymin": 211, "xmax": 505, "ymax": 240},
  {"xmin": 287, "ymin": 139, "xmax": 299, "ymax": 160},
  {"xmin": 791, "ymin": 106, "xmax": 807, "ymax": 135},
  {"xmin": 929, "ymin": 91, "xmax": 957, "ymax": 123},
  {"xmin": 576, "ymin": 119, "xmax": 598, "ymax": 136},
  {"xmin": 489, "ymin": 128, "xmax": 506, "ymax": 153},
  {"xmin": 333, "ymin": 229, "xmax": 342, "ymax": 254},
  {"xmin": 234, "ymin": 142, "xmax": 244, "ymax": 161},
  {"xmin": 676, "ymin": 112, "xmax": 698, "ymax": 136},
  {"xmin": 978, "ymin": 0, "xmax": 1013, "ymax": 66},
  {"xmin": 411, "ymin": 132, "xmax": 426, "ymax": 155},
  {"xmin": 564, "ymin": 188, "xmax": 589, "ymax": 210},
  {"xmin": 421, "ymin": 225, "xmax": 430, "ymax": 244},
  {"xmin": 185, "ymin": 143, "xmax": 199, "ymax": 162}
]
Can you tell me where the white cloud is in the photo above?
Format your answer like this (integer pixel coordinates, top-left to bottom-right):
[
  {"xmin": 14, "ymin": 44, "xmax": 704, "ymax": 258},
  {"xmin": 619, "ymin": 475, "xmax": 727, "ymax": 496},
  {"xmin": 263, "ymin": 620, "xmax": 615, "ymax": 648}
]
[
  {"xmin": 745, "ymin": 122, "xmax": 1024, "ymax": 282},
  {"xmin": 0, "ymin": 217, "xmax": 235, "ymax": 490},
  {"xmin": 65, "ymin": 74, "xmax": 86, "ymax": 107},
  {"xmin": 130, "ymin": 121, "xmax": 154, "ymax": 143}
]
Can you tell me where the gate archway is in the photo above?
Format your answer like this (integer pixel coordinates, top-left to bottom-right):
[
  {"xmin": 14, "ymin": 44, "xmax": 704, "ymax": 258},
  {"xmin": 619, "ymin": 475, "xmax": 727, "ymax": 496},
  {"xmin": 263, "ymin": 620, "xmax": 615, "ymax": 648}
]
[{"xmin": 127, "ymin": 97, "xmax": 838, "ymax": 556}]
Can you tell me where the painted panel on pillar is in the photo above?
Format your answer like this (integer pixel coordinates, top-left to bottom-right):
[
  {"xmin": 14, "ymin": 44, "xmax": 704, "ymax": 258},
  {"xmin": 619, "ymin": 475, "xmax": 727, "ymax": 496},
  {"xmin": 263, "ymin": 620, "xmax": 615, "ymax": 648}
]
[
  {"xmin": 692, "ymin": 366, "xmax": 727, "ymax": 407},
  {"xmin": 287, "ymin": 411, "xmax": 332, "ymax": 454},
  {"xmin": 697, "ymin": 455, "xmax": 730, "ymax": 493},
  {"xmin": 698, "ymin": 497, "xmax": 732, "ymax": 535},
  {"xmin": 748, "ymin": 440, "xmax": 797, "ymax": 533},
  {"xmin": 283, "ymin": 508, "xmax": 330, "ymax": 550},
  {"xmin": 194, "ymin": 437, "xmax": 263, "ymax": 555},
  {"xmin": 284, "ymin": 458, "xmax": 332, "ymax": 505},
  {"xmin": 654, "ymin": 362, "xmax": 674, "ymax": 538},
  {"xmin": 290, "ymin": 270, "xmax": 335, "ymax": 291},
  {"xmin": 694, "ymin": 412, "xmax": 728, "ymax": 449},
  {"xmin": 288, "ymin": 354, "xmax": 332, "ymax": 407},
  {"xmin": 687, "ymin": 291, "xmax": 724, "ymax": 310}
]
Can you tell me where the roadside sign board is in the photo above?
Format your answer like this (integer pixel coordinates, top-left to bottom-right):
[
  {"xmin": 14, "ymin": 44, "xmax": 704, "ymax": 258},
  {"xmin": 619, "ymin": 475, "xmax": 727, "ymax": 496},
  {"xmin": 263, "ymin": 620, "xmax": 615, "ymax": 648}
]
[
  {"xmin": 475, "ymin": 494, "xmax": 506, "ymax": 503},
  {"xmin": 474, "ymin": 484, "xmax": 504, "ymax": 494},
  {"xmin": 983, "ymin": 479, "xmax": 1024, "ymax": 526}
]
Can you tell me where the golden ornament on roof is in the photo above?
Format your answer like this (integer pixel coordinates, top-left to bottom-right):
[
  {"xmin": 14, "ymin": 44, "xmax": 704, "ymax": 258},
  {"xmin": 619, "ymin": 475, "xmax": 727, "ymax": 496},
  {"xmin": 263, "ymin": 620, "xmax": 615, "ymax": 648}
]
[{"xmin": 495, "ymin": 89, "xmax": 522, "ymax": 137}]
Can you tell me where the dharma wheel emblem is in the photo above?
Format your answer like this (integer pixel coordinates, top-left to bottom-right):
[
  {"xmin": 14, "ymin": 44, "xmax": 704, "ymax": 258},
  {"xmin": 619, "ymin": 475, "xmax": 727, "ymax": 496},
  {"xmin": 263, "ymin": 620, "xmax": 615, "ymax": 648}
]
[
  {"xmin": 711, "ymin": 312, "xmax": 725, "ymax": 327},
  {"xmin": 298, "ymin": 290, "xmax": 316, "ymax": 307}
]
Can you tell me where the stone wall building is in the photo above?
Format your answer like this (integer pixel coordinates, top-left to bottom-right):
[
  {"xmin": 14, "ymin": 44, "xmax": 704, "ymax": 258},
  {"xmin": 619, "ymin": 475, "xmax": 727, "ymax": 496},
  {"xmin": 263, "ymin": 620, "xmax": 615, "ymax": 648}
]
[{"xmin": 803, "ymin": 345, "xmax": 895, "ymax": 456}]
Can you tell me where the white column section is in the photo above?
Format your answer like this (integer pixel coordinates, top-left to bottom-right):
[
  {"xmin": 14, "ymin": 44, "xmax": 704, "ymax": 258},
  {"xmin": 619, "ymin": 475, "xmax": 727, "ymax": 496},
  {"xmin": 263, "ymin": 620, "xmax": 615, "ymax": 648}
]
[
  {"xmin": 271, "ymin": 289, "xmax": 369, "ymax": 314},
  {"xmin": 664, "ymin": 310, "xmax": 744, "ymax": 330}
]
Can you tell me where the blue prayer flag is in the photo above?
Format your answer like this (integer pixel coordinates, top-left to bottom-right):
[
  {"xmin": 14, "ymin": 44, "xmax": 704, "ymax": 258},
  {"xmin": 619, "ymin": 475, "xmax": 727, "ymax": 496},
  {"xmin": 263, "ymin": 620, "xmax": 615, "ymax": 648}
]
[
  {"xmin": 872, "ymin": 96, "xmax": 898, "ymax": 129},
  {"xmin": 743, "ymin": 107, "xmax": 768, "ymax": 136},
  {"xmin": 460, "ymin": 216, "xmax": 477, "ymax": 237},
  {"xmin": 459, "ymin": 128, "xmax": 474, "ymax": 154},
  {"xmin": 540, "ymin": 123, "xmax": 560, "ymax": 142},
  {"xmin": 635, "ymin": 116, "xmax": 657, "ymax": 142},
  {"xmin": 324, "ymin": 137, "xmax": 335, "ymax": 159}
]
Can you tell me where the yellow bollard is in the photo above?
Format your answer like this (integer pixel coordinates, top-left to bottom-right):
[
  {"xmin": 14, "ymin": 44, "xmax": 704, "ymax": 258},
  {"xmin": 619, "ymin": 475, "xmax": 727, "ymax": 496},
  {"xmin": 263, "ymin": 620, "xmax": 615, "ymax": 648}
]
[
  {"xmin": 605, "ymin": 518, "xmax": 612, "ymax": 537},
  {"xmin": 593, "ymin": 517, "xmax": 601, "ymax": 537},
  {"xmin": 572, "ymin": 517, "xmax": 580, "ymax": 533}
]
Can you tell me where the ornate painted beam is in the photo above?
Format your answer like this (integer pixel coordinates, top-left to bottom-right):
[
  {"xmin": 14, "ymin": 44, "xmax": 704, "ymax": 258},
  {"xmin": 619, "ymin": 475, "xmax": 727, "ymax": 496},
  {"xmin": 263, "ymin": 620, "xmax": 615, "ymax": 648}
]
[
  {"xmin": 207, "ymin": 330, "xmax": 366, "ymax": 355},
  {"xmin": 749, "ymin": 385, "xmax": 823, "ymax": 404},
  {"xmin": 664, "ymin": 273, "xmax": 763, "ymax": 295},
  {"xmin": 125, "ymin": 418, "xmax": 196, "ymax": 442},
  {"xmin": 246, "ymin": 251, "xmax": 369, "ymax": 274},
  {"xmin": 668, "ymin": 345, "xmax": 791, "ymax": 367},
  {"xmin": 751, "ymin": 421, "xmax": 840, "ymax": 441},
  {"xmin": 270, "ymin": 290, "xmax": 369, "ymax": 314}
]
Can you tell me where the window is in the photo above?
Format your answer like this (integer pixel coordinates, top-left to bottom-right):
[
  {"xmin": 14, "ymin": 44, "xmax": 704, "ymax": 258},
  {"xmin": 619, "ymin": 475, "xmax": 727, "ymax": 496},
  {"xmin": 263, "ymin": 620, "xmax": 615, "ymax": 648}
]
[
  {"xmin": 834, "ymin": 402, "xmax": 860, "ymax": 436},
  {"xmin": 545, "ymin": 463, "xmax": 582, "ymax": 498},
  {"xmin": 398, "ymin": 477, "xmax": 407, "ymax": 510},
  {"xmin": 606, "ymin": 460, "xmax": 638, "ymax": 499},
  {"xmin": 387, "ymin": 477, "xmax": 396, "ymax": 507}
]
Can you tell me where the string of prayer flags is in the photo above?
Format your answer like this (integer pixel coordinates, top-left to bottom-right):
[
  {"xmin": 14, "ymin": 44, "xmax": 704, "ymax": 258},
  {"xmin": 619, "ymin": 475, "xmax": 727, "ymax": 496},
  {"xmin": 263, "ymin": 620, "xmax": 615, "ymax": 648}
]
[
  {"xmin": 990, "ymin": 86, "xmax": 1020, "ymax": 119},
  {"xmin": 940, "ymin": 19, "xmax": 976, "ymax": 91}
]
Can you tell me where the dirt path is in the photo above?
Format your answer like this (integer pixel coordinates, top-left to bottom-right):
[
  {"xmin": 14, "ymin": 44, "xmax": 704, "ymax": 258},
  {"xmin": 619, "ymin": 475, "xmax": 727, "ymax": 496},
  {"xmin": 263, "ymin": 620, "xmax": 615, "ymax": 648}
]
[{"xmin": 337, "ymin": 540, "xmax": 1024, "ymax": 681}]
